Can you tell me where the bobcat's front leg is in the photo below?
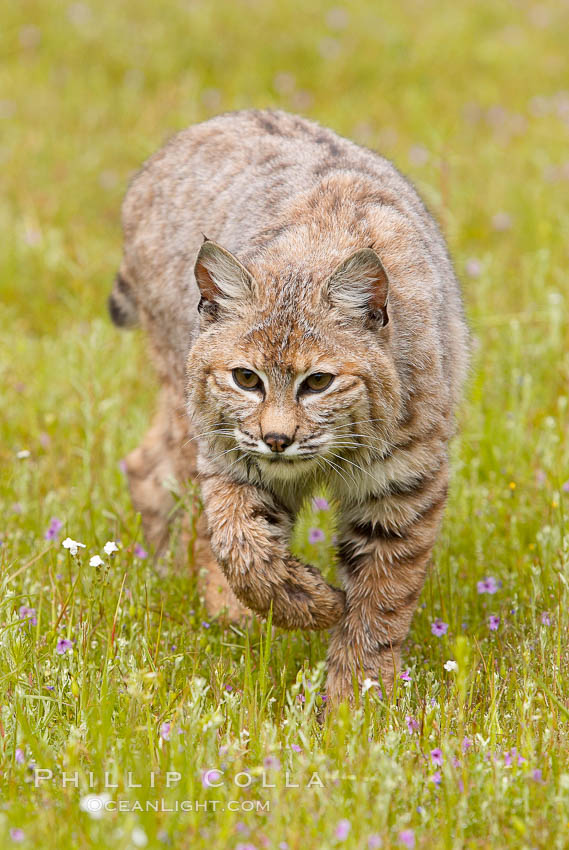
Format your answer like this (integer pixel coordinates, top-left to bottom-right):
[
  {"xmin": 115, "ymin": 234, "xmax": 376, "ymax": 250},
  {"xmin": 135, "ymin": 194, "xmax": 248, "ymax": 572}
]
[
  {"xmin": 200, "ymin": 473, "xmax": 345, "ymax": 630},
  {"xmin": 326, "ymin": 459, "xmax": 449, "ymax": 704}
]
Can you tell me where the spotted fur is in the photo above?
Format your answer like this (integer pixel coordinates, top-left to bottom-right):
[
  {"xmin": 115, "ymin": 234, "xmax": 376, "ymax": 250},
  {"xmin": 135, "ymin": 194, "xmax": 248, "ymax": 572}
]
[{"xmin": 114, "ymin": 109, "xmax": 469, "ymax": 703}]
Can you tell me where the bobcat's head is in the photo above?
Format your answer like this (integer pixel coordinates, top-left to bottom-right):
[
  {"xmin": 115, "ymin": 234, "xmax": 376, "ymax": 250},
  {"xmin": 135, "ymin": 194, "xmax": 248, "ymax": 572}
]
[{"xmin": 185, "ymin": 239, "xmax": 401, "ymax": 487}]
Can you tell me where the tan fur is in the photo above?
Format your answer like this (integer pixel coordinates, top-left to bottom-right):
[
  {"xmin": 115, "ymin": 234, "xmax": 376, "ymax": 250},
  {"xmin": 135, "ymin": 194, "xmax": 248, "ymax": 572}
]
[{"xmin": 113, "ymin": 109, "xmax": 469, "ymax": 703}]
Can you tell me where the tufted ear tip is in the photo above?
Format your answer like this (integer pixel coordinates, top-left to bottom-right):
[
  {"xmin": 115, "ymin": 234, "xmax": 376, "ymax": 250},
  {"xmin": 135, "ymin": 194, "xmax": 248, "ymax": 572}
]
[
  {"xmin": 194, "ymin": 240, "xmax": 254, "ymax": 305},
  {"xmin": 325, "ymin": 248, "xmax": 389, "ymax": 324}
]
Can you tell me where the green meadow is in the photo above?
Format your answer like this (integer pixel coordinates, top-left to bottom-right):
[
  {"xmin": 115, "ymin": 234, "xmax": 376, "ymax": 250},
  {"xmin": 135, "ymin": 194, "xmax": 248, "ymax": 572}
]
[{"xmin": 1, "ymin": 0, "xmax": 569, "ymax": 846}]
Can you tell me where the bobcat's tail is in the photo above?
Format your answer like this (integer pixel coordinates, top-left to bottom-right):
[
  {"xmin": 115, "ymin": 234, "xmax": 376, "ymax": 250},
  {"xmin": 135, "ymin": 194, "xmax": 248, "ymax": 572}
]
[{"xmin": 108, "ymin": 272, "xmax": 139, "ymax": 328}]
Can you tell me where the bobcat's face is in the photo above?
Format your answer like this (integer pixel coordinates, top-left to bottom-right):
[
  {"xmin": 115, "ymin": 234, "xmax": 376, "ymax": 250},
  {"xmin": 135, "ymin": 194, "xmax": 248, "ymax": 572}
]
[
  {"xmin": 202, "ymin": 345, "xmax": 372, "ymax": 481},
  {"xmin": 186, "ymin": 240, "xmax": 400, "ymax": 483}
]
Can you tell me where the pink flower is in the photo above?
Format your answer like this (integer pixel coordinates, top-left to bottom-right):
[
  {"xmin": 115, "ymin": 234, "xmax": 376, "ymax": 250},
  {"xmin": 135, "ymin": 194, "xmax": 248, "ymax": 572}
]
[
  {"xmin": 462, "ymin": 737, "xmax": 472, "ymax": 753},
  {"xmin": 134, "ymin": 543, "xmax": 148, "ymax": 559},
  {"xmin": 431, "ymin": 619, "xmax": 448, "ymax": 637},
  {"xmin": 263, "ymin": 755, "xmax": 281, "ymax": 771},
  {"xmin": 399, "ymin": 670, "xmax": 411, "ymax": 683},
  {"xmin": 541, "ymin": 612, "xmax": 551, "ymax": 626},
  {"xmin": 290, "ymin": 744, "xmax": 302, "ymax": 753},
  {"xmin": 160, "ymin": 722, "xmax": 171, "ymax": 741},
  {"xmin": 562, "ymin": 480, "xmax": 569, "ymax": 493},
  {"xmin": 368, "ymin": 836, "xmax": 383, "ymax": 849},
  {"xmin": 431, "ymin": 748, "xmax": 443, "ymax": 766},
  {"xmin": 15, "ymin": 748, "xmax": 25, "ymax": 764},
  {"xmin": 532, "ymin": 768, "xmax": 544, "ymax": 783},
  {"xmin": 430, "ymin": 770, "xmax": 442, "ymax": 786},
  {"xmin": 312, "ymin": 497, "xmax": 330, "ymax": 511},
  {"xmin": 477, "ymin": 576, "xmax": 498, "ymax": 594},
  {"xmin": 488, "ymin": 614, "xmax": 500, "ymax": 631},
  {"xmin": 308, "ymin": 528, "xmax": 325, "ymax": 544},
  {"xmin": 399, "ymin": 829, "xmax": 415, "ymax": 849},
  {"xmin": 335, "ymin": 819, "xmax": 351, "ymax": 840},
  {"xmin": 9, "ymin": 829, "xmax": 25, "ymax": 843}
]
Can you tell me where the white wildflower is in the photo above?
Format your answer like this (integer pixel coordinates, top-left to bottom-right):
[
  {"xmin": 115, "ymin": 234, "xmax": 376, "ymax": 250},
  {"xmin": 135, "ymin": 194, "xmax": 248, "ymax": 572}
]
[
  {"xmin": 62, "ymin": 537, "xmax": 85, "ymax": 556},
  {"xmin": 79, "ymin": 792, "xmax": 110, "ymax": 819},
  {"xmin": 132, "ymin": 827, "xmax": 148, "ymax": 847},
  {"xmin": 103, "ymin": 541, "xmax": 118, "ymax": 555},
  {"xmin": 444, "ymin": 660, "xmax": 458, "ymax": 672},
  {"xmin": 89, "ymin": 555, "xmax": 103, "ymax": 567},
  {"xmin": 16, "ymin": 450, "xmax": 31, "ymax": 459},
  {"xmin": 362, "ymin": 678, "xmax": 379, "ymax": 693}
]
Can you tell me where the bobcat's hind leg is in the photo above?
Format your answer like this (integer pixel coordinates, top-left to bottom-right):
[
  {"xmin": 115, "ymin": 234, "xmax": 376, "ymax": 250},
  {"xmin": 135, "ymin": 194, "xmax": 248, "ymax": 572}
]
[
  {"xmin": 125, "ymin": 388, "xmax": 250, "ymax": 622},
  {"xmin": 124, "ymin": 392, "xmax": 177, "ymax": 553}
]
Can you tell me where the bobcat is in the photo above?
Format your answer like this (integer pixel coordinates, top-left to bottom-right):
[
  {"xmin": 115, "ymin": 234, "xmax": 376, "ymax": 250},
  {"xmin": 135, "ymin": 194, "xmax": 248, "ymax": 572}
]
[{"xmin": 111, "ymin": 109, "xmax": 468, "ymax": 704}]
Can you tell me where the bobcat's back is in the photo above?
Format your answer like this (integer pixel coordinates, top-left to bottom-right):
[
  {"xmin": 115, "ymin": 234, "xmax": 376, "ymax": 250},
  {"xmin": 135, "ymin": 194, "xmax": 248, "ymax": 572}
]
[{"xmin": 116, "ymin": 109, "xmax": 468, "ymax": 402}]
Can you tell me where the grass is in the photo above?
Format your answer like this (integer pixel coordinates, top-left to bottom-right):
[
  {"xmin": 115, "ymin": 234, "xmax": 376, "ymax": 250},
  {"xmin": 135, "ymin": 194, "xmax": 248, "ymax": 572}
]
[{"xmin": 1, "ymin": 0, "xmax": 569, "ymax": 846}]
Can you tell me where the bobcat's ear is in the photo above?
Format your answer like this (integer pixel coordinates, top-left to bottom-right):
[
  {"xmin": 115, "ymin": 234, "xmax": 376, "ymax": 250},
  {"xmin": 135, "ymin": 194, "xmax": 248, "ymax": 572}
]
[
  {"xmin": 194, "ymin": 240, "xmax": 255, "ymax": 309},
  {"xmin": 325, "ymin": 248, "xmax": 389, "ymax": 326}
]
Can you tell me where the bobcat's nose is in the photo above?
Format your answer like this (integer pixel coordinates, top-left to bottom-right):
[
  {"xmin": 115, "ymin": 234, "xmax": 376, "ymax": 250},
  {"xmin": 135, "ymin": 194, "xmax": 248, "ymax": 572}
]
[{"xmin": 263, "ymin": 432, "xmax": 292, "ymax": 453}]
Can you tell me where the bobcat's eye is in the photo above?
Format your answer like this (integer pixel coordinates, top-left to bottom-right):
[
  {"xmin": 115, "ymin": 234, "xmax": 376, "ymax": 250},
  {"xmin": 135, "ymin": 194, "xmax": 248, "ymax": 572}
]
[
  {"xmin": 302, "ymin": 372, "xmax": 335, "ymax": 393},
  {"xmin": 232, "ymin": 368, "xmax": 263, "ymax": 391}
]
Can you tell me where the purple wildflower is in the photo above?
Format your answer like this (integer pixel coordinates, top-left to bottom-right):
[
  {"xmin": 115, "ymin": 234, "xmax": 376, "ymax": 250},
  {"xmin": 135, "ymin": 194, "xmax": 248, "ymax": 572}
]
[
  {"xmin": 462, "ymin": 737, "xmax": 472, "ymax": 753},
  {"xmin": 431, "ymin": 619, "xmax": 448, "ymax": 637},
  {"xmin": 431, "ymin": 748, "xmax": 443, "ymax": 766},
  {"xmin": 399, "ymin": 670, "xmax": 411, "ymax": 683},
  {"xmin": 9, "ymin": 829, "xmax": 25, "ymax": 843},
  {"xmin": 201, "ymin": 768, "xmax": 221, "ymax": 787},
  {"xmin": 118, "ymin": 458, "xmax": 127, "ymax": 474},
  {"xmin": 488, "ymin": 614, "xmax": 500, "ymax": 631},
  {"xmin": 465, "ymin": 258, "xmax": 481, "ymax": 278},
  {"xmin": 308, "ymin": 527, "xmax": 325, "ymax": 544},
  {"xmin": 263, "ymin": 755, "xmax": 281, "ymax": 771},
  {"xmin": 201, "ymin": 621, "xmax": 210, "ymax": 629},
  {"xmin": 477, "ymin": 576, "xmax": 498, "ymax": 594},
  {"xmin": 134, "ymin": 543, "xmax": 148, "ymax": 559},
  {"xmin": 504, "ymin": 751, "xmax": 512, "ymax": 767},
  {"xmin": 532, "ymin": 768, "xmax": 544, "ymax": 783},
  {"xmin": 405, "ymin": 716, "xmax": 419, "ymax": 734},
  {"xmin": 15, "ymin": 748, "xmax": 25, "ymax": 764},
  {"xmin": 160, "ymin": 722, "xmax": 171, "ymax": 741},
  {"xmin": 55, "ymin": 638, "xmax": 73, "ymax": 655},
  {"xmin": 312, "ymin": 497, "xmax": 330, "ymax": 511},
  {"xmin": 368, "ymin": 836, "xmax": 383, "ymax": 849},
  {"xmin": 399, "ymin": 830, "xmax": 415, "ymax": 849},
  {"xmin": 290, "ymin": 744, "xmax": 302, "ymax": 753},
  {"xmin": 541, "ymin": 612, "xmax": 551, "ymax": 626},
  {"xmin": 236, "ymin": 844, "xmax": 256, "ymax": 850},
  {"xmin": 18, "ymin": 605, "xmax": 37, "ymax": 626},
  {"xmin": 44, "ymin": 517, "xmax": 63, "ymax": 541},
  {"xmin": 335, "ymin": 819, "xmax": 351, "ymax": 840},
  {"xmin": 225, "ymin": 684, "xmax": 233, "ymax": 692},
  {"xmin": 562, "ymin": 480, "xmax": 569, "ymax": 493},
  {"xmin": 430, "ymin": 770, "xmax": 442, "ymax": 786}
]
